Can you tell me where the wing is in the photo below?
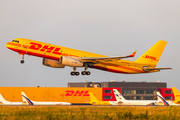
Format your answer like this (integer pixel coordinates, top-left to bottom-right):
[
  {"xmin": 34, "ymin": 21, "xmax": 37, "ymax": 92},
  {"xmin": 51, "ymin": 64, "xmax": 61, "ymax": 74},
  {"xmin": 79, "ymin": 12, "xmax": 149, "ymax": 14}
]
[{"xmin": 80, "ymin": 50, "xmax": 137, "ymax": 63}]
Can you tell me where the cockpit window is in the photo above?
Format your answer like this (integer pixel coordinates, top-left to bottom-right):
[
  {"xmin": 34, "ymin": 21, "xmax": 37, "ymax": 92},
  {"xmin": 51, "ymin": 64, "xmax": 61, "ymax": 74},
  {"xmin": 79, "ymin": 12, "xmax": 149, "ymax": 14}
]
[{"xmin": 12, "ymin": 40, "xmax": 19, "ymax": 43}]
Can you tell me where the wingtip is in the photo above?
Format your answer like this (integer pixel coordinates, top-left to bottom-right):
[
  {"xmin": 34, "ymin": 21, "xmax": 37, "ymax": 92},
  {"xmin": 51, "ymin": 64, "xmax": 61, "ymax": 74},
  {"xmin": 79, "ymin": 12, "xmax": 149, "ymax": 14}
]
[{"xmin": 128, "ymin": 50, "xmax": 137, "ymax": 57}]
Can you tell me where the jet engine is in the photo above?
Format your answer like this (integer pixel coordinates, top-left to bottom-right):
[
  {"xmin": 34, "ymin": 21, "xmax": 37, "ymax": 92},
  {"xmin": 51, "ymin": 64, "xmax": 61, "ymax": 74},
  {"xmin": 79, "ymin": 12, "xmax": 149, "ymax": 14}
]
[
  {"xmin": 60, "ymin": 56, "xmax": 83, "ymax": 67},
  {"xmin": 42, "ymin": 58, "xmax": 65, "ymax": 68}
]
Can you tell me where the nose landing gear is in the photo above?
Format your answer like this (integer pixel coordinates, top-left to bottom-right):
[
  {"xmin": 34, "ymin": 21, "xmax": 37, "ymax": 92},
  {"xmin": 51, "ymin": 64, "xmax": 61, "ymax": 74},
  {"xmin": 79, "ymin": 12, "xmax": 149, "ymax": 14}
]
[{"xmin": 20, "ymin": 53, "xmax": 25, "ymax": 64}]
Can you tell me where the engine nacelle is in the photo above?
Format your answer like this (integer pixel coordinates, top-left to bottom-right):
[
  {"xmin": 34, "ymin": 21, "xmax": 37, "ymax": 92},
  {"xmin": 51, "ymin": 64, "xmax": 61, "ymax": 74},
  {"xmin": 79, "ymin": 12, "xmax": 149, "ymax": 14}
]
[
  {"xmin": 61, "ymin": 56, "xmax": 83, "ymax": 67},
  {"xmin": 42, "ymin": 58, "xmax": 65, "ymax": 68}
]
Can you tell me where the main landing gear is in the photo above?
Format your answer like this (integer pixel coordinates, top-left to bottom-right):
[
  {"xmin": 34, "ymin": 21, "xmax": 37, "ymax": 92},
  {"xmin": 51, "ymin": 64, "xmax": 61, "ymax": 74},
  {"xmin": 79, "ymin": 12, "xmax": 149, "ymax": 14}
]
[
  {"xmin": 81, "ymin": 64, "xmax": 90, "ymax": 75},
  {"xmin": 70, "ymin": 65, "xmax": 91, "ymax": 76},
  {"xmin": 70, "ymin": 67, "xmax": 80, "ymax": 76}
]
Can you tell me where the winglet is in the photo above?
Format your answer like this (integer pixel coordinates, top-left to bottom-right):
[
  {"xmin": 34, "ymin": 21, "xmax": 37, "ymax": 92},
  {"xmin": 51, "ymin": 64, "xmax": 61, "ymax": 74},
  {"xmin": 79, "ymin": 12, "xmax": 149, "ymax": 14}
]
[{"xmin": 127, "ymin": 50, "xmax": 137, "ymax": 57}]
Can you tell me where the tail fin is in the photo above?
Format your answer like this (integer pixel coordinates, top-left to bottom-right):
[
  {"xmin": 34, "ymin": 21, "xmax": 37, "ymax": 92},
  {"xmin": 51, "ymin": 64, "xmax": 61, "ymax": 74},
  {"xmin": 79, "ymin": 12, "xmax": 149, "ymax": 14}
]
[
  {"xmin": 172, "ymin": 87, "xmax": 180, "ymax": 103},
  {"xmin": 136, "ymin": 40, "xmax": 167, "ymax": 67},
  {"xmin": 89, "ymin": 92, "xmax": 99, "ymax": 102},
  {"xmin": 157, "ymin": 91, "xmax": 169, "ymax": 106},
  {"xmin": 21, "ymin": 92, "xmax": 34, "ymax": 105},
  {"xmin": 0, "ymin": 94, "xmax": 8, "ymax": 103},
  {"xmin": 113, "ymin": 89, "xmax": 126, "ymax": 102}
]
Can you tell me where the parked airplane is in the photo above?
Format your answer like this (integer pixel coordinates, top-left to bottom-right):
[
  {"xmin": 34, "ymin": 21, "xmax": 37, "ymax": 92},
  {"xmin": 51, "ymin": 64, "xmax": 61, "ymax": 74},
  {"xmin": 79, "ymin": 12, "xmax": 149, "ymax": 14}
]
[
  {"xmin": 156, "ymin": 91, "xmax": 170, "ymax": 106},
  {"xmin": 156, "ymin": 89, "xmax": 180, "ymax": 106},
  {"xmin": 6, "ymin": 38, "xmax": 171, "ymax": 76},
  {"xmin": 110, "ymin": 89, "xmax": 169, "ymax": 106},
  {"xmin": 88, "ymin": 92, "xmax": 111, "ymax": 105},
  {"xmin": 21, "ymin": 92, "xmax": 71, "ymax": 105},
  {"xmin": 171, "ymin": 87, "xmax": 180, "ymax": 104},
  {"xmin": 0, "ymin": 94, "xmax": 23, "ymax": 105}
]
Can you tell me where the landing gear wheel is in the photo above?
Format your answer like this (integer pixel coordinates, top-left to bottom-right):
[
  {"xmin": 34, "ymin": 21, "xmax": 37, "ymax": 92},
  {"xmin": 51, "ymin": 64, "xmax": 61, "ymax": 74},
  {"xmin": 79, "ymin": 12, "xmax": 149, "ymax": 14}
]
[
  {"xmin": 20, "ymin": 60, "xmax": 25, "ymax": 64},
  {"xmin": 70, "ymin": 72, "xmax": 75, "ymax": 76},
  {"xmin": 81, "ymin": 71, "xmax": 86, "ymax": 75},
  {"xmin": 86, "ymin": 71, "xmax": 91, "ymax": 75},
  {"xmin": 75, "ymin": 72, "xmax": 80, "ymax": 76}
]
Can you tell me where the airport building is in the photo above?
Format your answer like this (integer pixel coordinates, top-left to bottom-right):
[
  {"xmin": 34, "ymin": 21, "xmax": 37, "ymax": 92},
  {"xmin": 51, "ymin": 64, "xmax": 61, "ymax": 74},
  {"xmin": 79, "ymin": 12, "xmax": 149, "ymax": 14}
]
[
  {"xmin": 0, "ymin": 81, "xmax": 175, "ymax": 103},
  {"xmin": 68, "ymin": 81, "xmax": 174, "ymax": 100}
]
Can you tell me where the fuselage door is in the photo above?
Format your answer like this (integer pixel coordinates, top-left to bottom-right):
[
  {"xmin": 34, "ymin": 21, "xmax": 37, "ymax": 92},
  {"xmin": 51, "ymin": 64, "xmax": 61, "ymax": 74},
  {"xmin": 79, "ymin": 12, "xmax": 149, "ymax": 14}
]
[{"xmin": 23, "ymin": 39, "xmax": 30, "ymax": 49}]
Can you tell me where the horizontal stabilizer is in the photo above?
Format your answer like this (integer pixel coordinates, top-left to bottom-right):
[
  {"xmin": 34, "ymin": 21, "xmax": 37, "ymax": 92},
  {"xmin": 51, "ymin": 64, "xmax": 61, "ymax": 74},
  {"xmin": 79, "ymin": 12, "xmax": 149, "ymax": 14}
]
[
  {"xmin": 80, "ymin": 50, "xmax": 137, "ymax": 60},
  {"xmin": 143, "ymin": 67, "xmax": 172, "ymax": 72}
]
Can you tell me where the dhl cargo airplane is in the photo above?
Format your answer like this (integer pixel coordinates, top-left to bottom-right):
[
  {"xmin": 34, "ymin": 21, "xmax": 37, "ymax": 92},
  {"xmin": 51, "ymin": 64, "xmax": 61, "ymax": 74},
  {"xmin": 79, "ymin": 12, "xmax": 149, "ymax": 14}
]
[
  {"xmin": 88, "ymin": 92, "xmax": 111, "ymax": 105},
  {"xmin": 6, "ymin": 38, "xmax": 171, "ymax": 76},
  {"xmin": 21, "ymin": 92, "xmax": 71, "ymax": 105}
]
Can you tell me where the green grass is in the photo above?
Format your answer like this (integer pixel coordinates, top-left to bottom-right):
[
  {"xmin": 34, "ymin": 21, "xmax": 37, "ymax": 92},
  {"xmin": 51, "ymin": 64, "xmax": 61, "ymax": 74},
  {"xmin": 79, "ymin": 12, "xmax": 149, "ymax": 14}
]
[{"xmin": 0, "ymin": 106, "xmax": 179, "ymax": 120}]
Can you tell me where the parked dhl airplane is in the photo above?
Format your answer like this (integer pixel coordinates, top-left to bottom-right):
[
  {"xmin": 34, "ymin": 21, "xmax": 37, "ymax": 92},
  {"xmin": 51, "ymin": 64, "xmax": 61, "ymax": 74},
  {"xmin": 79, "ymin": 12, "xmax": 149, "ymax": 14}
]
[
  {"xmin": 88, "ymin": 92, "xmax": 111, "ymax": 105},
  {"xmin": 172, "ymin": 87, "xmax": 180, "ymax": 104},
  {"xmin": 6, "ymin": 38, "xmax": 171, "ymax": 76}
]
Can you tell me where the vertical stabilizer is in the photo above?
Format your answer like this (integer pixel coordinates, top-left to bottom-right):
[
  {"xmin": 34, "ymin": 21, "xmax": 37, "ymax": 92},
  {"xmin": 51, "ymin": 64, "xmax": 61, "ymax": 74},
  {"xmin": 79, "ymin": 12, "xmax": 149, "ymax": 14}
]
[
  {"xmin": 157, "ymin": 92, "xmax": 169, "ymax": 106},
  {"xmin": 0, "ymin": 94, "xmax": 8, "ymax": 103},
  {"xmin": 136, "ymin": 40, "xmax": 167, "ymax": 67},
  {"xmin": 172, "ymin": 87, "xmax": 180, "ymax": 103},
  {"xmin": 89, "ymin": 92, "xmax": 99, "ymax": 102},
  {"xmin": 21, "ymin": 92, "xmax": 34, "ymax": 105},
  {"xmin": 113, "ymin": 89, "xmax": 126, "ymax": 102}
]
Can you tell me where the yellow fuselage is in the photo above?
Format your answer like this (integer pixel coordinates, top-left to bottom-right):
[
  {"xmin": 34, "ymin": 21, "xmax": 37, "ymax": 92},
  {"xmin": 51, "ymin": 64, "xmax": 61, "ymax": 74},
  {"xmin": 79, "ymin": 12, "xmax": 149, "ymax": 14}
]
[{"xmin": 6, "ymin": 38, "xmax": 158, "ymax": 74}]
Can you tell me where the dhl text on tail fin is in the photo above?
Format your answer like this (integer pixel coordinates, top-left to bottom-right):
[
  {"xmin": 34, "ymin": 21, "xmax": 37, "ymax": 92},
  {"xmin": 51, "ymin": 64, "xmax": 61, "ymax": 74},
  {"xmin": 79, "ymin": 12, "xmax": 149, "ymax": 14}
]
[{"xmin": 6, "ymin": 38, "xmax": 172, "ymax": 76}]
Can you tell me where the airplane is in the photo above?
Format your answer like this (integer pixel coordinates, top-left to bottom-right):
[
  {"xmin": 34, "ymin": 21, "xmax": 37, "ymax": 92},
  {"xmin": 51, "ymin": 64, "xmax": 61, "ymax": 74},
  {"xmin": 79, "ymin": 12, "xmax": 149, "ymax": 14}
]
[
  {"xmin": 21, "ymin": 92, "xmax": 71, "ymax": 105},
  {"xmin": 110, "ymin": 89, "xmax": 169, "ymax": 106},
  {"xmin": 155, "ymin": 89, "xmax": 180, "ymax": 106},
  {"xmin": 6, "ymin": 38, "xmax": 172, "ymax": 76},
  {"xmin": 171, "ymin": 87, "xmax": 180, "ymax": 105},
  {"xmin": 88, "ymin": 92, "xmax": 111, "ymax": 105},
  {"xmin": 0, "ymin": 94, "xmax": 23, "ymax": 105}
]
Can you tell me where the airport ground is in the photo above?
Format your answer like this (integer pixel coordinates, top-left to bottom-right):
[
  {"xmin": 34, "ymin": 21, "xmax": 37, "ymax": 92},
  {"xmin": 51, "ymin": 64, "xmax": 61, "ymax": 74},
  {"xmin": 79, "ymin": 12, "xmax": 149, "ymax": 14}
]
[{"xmin": 0, "ymin": 106, "xmax": 179, "ymax": 120}]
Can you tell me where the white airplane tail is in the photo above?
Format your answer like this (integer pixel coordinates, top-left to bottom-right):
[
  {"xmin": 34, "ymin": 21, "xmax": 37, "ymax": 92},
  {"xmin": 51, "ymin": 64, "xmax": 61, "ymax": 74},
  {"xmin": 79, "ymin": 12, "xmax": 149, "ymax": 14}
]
[
  {"xmin": 113, "ymin": 89, "xmax": 126, "ymax": 102},
  {"xmin": 157, "ymin": 91, "xmax": 169, "ymax": 106},
  {"xmin": 0, "ymin": 94, "xmax": 8, "ymax": 103},
  {"xmin": 21, "ymin": 92, "xmax": 34, "ymax": 105}
]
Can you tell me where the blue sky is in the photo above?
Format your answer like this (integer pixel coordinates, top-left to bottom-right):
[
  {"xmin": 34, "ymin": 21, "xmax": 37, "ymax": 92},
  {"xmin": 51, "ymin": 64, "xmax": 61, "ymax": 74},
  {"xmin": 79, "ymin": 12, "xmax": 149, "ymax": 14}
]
[{"xmin": 0, "ymin": 0, "xmax": 180, "ymax": 89}]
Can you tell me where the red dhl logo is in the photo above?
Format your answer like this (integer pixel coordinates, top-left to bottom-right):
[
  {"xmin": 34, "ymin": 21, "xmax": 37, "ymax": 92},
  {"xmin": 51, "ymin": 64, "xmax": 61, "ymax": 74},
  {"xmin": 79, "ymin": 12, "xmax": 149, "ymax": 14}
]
[
  {"xmin": 61, "ymin": 90, "xmax": 90, "ymax": 96},
  {"xmin": 29, "ymin": 42, "xmax": 62, "ymax": 55},
  {"xmin": 176, "ymin": 95, "xmax": 180, "ymax": 97},
  {"xmin": 143, "ymin": 55, "xmax": 158, "ymax": 61},
  {"xmin": 28, "ymin": 42, "xmax": 79, "ymax": 57}
]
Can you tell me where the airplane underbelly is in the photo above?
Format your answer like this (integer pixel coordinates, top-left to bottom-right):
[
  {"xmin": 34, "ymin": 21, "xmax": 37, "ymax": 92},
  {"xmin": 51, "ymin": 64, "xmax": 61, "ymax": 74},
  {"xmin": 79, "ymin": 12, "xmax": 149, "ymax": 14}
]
[{"xmin": 90, "ymin": 64, "xmax": 144, "ymax": 74}]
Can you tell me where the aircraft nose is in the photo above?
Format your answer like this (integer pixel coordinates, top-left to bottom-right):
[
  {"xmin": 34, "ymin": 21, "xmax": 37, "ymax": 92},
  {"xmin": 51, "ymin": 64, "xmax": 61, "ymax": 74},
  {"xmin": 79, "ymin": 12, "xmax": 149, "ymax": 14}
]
[{"xmin": 6, "ymin": 42, "xmax": 11, "ymax": 48}]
